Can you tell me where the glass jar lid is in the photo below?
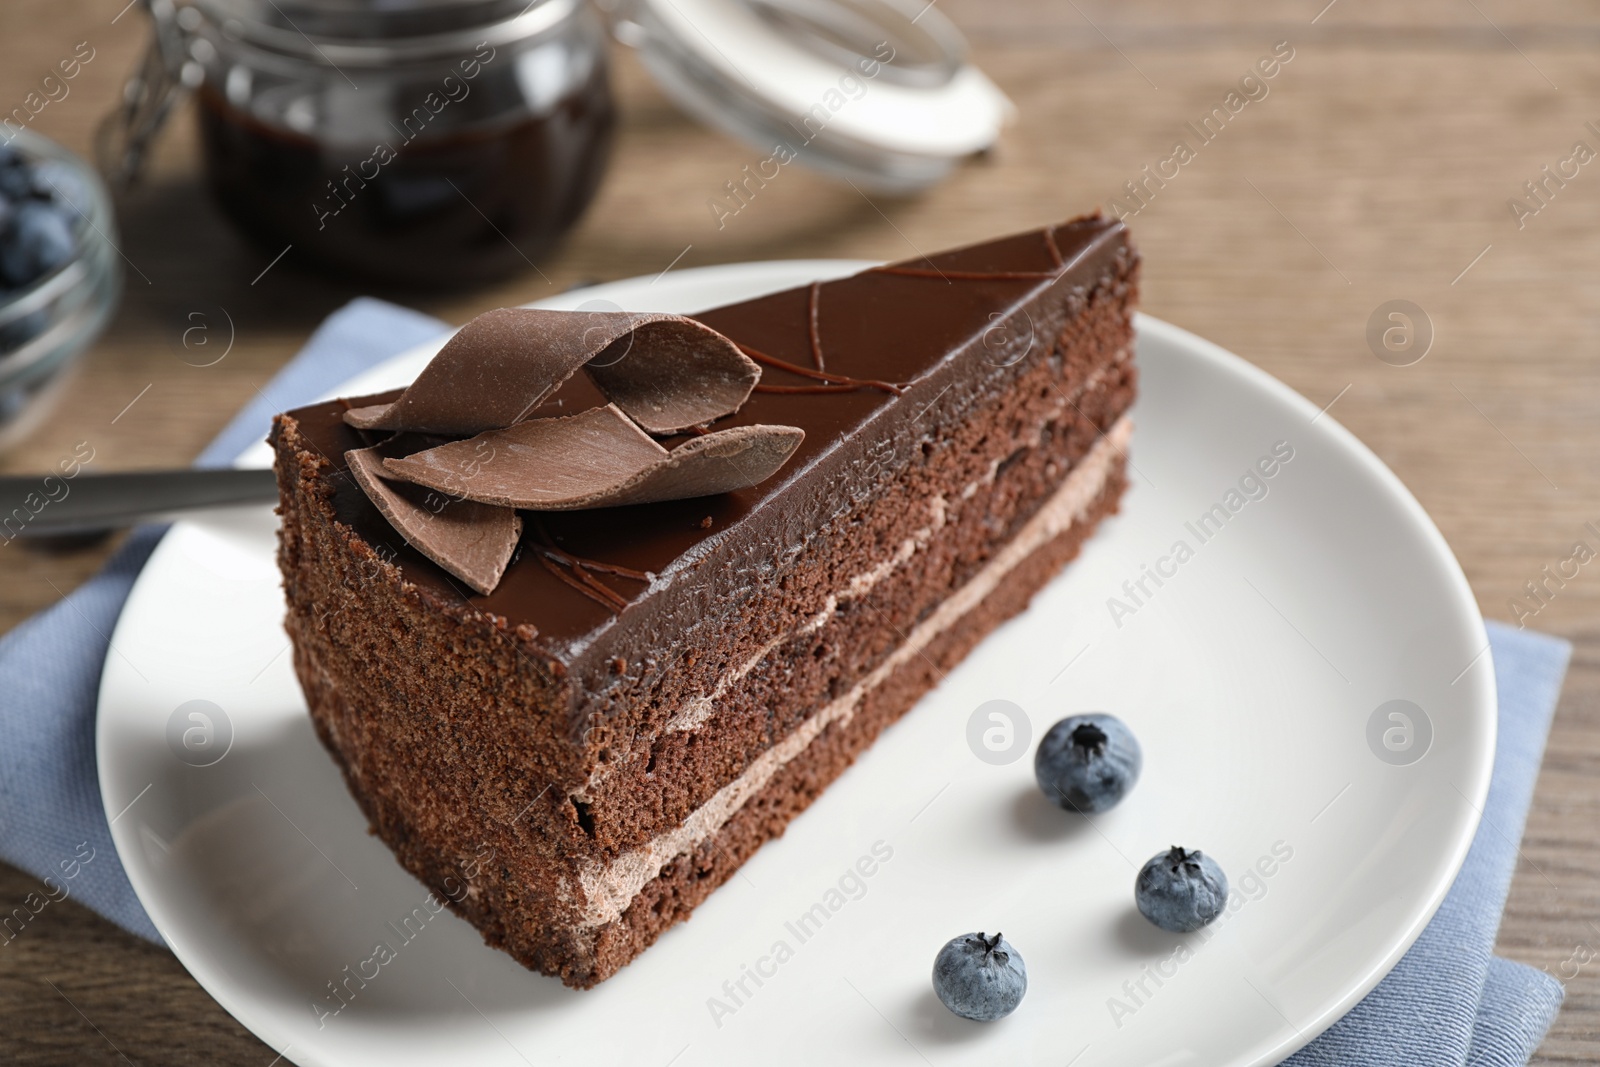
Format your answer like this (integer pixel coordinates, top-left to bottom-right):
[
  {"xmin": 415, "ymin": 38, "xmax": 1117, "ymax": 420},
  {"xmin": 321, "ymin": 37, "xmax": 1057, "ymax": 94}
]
[
  {"xmin": 194, "ymin": 0, "xmax": 530, "ymax": 38},
  {"xmin": 190, "ymin": 0, "xmax": 580, "ymax": 63},
  {"xmin": 607, "ymin": 0, "xmax": 1012, "ymax": 192}
]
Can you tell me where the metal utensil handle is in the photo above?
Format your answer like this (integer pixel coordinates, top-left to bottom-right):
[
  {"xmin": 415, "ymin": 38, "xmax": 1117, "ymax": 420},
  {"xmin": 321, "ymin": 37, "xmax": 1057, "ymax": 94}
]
[{"xmin": 0, "ymin": 468, "xmax": 279, "ymax": 538}]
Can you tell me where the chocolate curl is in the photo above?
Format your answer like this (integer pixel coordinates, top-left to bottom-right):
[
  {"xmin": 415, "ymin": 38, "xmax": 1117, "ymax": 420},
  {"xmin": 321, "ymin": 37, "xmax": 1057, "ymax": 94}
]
[
  {"xmin": 345, "ymin": 447, "xmax": 523, "ymax": 595},
  {"xmin": 601, "ymin": 424, "xmax": 806, "ymax": 508},
  {"xmin": 584, "ymin": 319, "xmax": 761, "ymax": 434},
  {"xmin": 343, "ymin": 308, "xmax": 759, "ymax": 436},
  {"xmin": 382, "ymin": 404, "xmax": 804, "ymax": 511},
  {"xmin": 382, "ymin": 406, "xmax": 666, "ymax": 505}
]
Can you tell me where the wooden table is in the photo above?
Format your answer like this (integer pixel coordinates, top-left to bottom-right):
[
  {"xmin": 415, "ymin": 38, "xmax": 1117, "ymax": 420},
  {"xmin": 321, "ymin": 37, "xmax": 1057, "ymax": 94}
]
[{"xmin": 2, "ymin": 1, "xmax": 1597, "ymax": 1062}]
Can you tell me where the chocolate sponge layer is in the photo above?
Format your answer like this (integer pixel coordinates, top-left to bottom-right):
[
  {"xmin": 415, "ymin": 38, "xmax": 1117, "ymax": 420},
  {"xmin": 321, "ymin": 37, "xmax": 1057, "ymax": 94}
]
[{"xmin": 272, "ymin": 218, "xmax": 1139, "ymax": 987}]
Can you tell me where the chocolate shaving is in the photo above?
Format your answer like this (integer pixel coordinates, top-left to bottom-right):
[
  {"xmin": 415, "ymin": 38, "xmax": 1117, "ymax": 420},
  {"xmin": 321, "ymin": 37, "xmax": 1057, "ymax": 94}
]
[
  {"xmin": 530, "ymin": 518, "xmax": 649, "ymax": 613},
  {"xmin": 537, "ymin": 551, "xmax": 627, "ymax": 612},
  {"xmin": 1044, "ymin": 227, "xmax": 1066, "ymax": 269},
  {"xmin": 345, "ymin": 447, "xmax": 522, "ymax": 595},
  {"xmin": 736, "ymin": 343, "xmax": 903, "ymax": 395},
  {"xmin": 343, "ymin": 308, "xmax": 758, "ymax": 436},
  {"xmin": 532, "ymin": 517, "xmax": 651, "ymax": 581},
  {"xmin": 808, "ymin": 281, "xmax": 825, "ymax": 371},
  {"xmin": 382, "ymin": 404, "xmax": 804, "ymax": 511},
  {"xmin": 753, "ymin": 383, "xmax": 869, "ymax": 394}
]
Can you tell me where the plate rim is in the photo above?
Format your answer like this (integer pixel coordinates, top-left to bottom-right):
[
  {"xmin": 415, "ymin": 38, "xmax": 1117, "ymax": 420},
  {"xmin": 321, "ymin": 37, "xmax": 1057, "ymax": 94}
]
[
  {"xmin": 1131, "ymin": 311, "xmax": 1496, "ymax": 1063},
  {"xmin": 97, "ymin": 259, "xmax": 1495, "ymax": 1067}
]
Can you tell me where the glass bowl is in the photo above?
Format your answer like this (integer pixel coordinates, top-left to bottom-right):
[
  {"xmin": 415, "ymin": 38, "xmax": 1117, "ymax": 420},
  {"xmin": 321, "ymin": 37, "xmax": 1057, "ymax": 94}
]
[{"xmin": 0, "ymin": 127, "xmax": 121, "ymax": 452}]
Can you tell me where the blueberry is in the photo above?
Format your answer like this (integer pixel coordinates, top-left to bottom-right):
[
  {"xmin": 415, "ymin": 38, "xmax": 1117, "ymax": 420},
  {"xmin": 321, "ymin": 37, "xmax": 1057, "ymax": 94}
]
[
  {"xmin": 0, "ymin": 242, "xmax": 28, "ymax": 288},
  {"xmin": 0, "ymin": 200, "xmax": 76, "ymax": 286},
  {"xmin": 30, "ymin": 160, "xmax": 91, "ymax": 216},
  {"xmin": 1034, "ymin": 712, "xmax": 1142, "ymax": 813},
  {"xmin": 1135, "ymin": 846, "xmax": 1229, "ymax": 932},
  {"xmin": 931, "ymin": 931, "xmax": 1027, "ymax": 1021},
  {"xmin": 0, "ymin": 158, "xmax": 30, "ymax": 200}
]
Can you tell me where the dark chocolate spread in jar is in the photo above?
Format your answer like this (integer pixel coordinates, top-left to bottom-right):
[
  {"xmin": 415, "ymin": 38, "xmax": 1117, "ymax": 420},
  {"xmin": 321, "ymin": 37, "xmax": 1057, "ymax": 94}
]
[{"xmin": 168, "ymin": 0, "xmax": 614, "ymax": 286}]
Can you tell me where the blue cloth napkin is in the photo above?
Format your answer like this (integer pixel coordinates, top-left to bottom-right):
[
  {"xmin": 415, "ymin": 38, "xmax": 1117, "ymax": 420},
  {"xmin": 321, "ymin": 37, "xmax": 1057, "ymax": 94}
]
[
  {"xmin": 0, "ymin": 298, "xmax": 1570, "ymax": 1065},
  {"xmin": 0, "ymin": 298, "xmax": 449, "ymax": 941},
  {"xmin": 1283, "ymin": 623, "xmax": 1569, "ymax": 1067}
]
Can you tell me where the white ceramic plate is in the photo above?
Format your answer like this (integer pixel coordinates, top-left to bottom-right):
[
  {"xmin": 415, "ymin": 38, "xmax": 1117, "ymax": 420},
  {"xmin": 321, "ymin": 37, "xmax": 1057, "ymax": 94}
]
[{"xmin": 98, "ymin": 262, "xmax": 1494, "ymax": 1067}]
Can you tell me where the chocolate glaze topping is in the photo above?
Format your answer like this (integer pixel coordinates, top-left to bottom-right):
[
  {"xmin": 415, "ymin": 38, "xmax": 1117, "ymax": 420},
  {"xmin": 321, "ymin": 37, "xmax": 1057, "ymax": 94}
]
[{"xmin": 282, "ymin": 216, "xmax": 1132, "ymax": 668}]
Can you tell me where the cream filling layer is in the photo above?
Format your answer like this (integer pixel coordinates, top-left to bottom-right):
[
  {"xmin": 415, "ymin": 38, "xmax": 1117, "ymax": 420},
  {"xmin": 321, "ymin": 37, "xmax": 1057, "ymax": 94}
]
[
  {"xmin": 663, "ymin": 491, "xmax": 950, "ymax": 735},
  {"xmin": 573, "ymin": 415, "xmax": 1133, "ymax": 928},
  {"xmin": 583, "ymin": 488, "xmax": 951, "ymax": 789},
  {"xmin": 575, "ymin": 492, "xmax": 948, "ymax": 796}
]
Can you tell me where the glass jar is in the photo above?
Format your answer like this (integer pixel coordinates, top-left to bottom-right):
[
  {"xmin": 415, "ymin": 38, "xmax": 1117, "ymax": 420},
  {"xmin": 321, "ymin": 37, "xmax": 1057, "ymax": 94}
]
[
  {"xmin": 0, "ymin": 129, "xmax": 121, "ymax": 452},
  {"xmin": 108, "ymin": 0, "xmax": 616, "ymax": 287}
]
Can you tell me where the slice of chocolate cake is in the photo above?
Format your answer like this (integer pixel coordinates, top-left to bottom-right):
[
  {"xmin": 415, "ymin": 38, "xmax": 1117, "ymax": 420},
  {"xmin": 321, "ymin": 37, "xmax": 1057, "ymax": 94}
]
[{"xmin": 271, "ymin": 214, "xmax": 1139, "ymax": 988}]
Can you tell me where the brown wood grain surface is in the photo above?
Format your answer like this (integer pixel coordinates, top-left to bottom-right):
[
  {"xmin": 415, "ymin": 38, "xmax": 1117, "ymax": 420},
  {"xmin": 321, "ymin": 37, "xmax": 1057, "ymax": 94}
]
[{"xmin": 2, "ymin": 1, "xmax": 1598, "ymax": 1063}]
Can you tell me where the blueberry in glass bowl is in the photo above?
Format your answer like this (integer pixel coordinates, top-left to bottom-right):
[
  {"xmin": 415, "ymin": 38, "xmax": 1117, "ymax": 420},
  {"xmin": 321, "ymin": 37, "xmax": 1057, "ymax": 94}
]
[{"xmin": 0, "ymin": 128, "xmax": 121, "ymax": 450}]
